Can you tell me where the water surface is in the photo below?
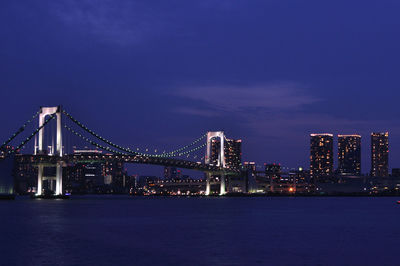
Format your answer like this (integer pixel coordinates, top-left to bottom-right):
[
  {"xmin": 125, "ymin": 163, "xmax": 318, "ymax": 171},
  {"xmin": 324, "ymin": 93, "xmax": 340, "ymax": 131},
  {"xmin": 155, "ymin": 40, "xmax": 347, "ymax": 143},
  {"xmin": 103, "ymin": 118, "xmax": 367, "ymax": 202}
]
[{"xmin": 1, "ymin": 196, "xmax": 399, "ymax": 265}]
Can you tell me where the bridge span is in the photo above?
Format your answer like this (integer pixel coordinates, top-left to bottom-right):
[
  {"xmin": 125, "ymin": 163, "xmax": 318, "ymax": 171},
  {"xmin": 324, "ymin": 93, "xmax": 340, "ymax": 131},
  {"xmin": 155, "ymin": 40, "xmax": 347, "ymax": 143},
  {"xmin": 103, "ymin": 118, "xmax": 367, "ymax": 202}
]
[{"xmin": 1, "ymin": 106, "xmax": 243, "ymax": 197}]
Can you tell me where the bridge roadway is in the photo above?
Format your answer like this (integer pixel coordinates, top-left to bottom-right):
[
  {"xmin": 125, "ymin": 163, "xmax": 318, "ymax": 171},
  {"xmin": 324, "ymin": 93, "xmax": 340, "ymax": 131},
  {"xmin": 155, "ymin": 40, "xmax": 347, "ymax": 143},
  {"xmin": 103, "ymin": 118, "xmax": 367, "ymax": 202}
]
[{"xmin": 16, "ymin": 154, "xmax": 242, "ymax": 176}]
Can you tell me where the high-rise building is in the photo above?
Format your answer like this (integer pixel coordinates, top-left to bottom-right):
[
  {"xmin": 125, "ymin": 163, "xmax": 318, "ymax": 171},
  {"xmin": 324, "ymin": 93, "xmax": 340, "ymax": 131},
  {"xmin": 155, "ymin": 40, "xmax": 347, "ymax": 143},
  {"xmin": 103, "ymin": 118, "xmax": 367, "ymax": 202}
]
[
  {"xmin": 244, "ymin": 162, "xmax": 257, "ymax": 193},
  {"xmin": 244, "ymin": 162, "xmax": 256, "ymax": 172},
  {"xmin": 310, "ymin": 133, "xmax": 333, "ymax": 181},
  {"xmin": 371, "ymin": 132, "xmax": 389, "ymax": 177},
  {"xmin": 225, "ymin": 138, "xmax": 242, "ymax": 169},
  {"xmin": 210, "ymin": 138, "xmax": 242, "ymax": 169},
  {"xmin": 265, "ymin": 163, "xmax": 281, "ymax": 181},
  {"xmin": 337, "ymin": 135, "xmax": 361, "ymax": 176}
]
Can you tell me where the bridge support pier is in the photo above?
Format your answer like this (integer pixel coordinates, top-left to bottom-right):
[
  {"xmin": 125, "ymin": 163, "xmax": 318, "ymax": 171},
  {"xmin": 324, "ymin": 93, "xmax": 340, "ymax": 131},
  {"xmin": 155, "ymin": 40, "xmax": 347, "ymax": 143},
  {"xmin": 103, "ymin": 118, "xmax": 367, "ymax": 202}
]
[
  {"xmin": 55, "ymin": 163, "xmax": 63, "ymax": 195},
  {"xmin": 205, "ymin": 173, "xmax": 226, "ymax": 196},
  {"xmin": 220, "ymin": 174, "xmax": 226, "ymax": 195},
  {"xmin": 37, "ymin": 165, "xmax": 43, "ymax": 195},
  {"xmin": 205, "ymin": 172, "xmax": 211, "ymax": 196},
  {"xmin": 36, "ymin": 164, "xmax": 63, "ymax": 196}
]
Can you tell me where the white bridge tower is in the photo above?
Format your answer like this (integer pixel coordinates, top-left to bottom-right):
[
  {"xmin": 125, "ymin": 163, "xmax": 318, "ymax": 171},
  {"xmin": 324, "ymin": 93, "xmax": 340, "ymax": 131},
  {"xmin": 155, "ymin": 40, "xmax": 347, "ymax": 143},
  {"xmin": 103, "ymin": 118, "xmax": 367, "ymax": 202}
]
[
  {"xmin": 205, "ymin": 131, "xmax": 226, "ymax": 195},
  {"xmin": 35, "ymin": 106, "xmax": 63, "ymax": 196}
]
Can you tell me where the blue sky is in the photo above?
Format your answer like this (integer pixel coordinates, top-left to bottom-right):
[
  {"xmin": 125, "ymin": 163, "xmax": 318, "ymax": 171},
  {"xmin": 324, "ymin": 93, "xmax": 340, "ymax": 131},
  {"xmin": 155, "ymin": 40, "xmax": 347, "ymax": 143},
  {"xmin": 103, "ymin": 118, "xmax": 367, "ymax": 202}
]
[{"xmin": 1, "ymin": 0, "xmax": 400, "ymax": 174}]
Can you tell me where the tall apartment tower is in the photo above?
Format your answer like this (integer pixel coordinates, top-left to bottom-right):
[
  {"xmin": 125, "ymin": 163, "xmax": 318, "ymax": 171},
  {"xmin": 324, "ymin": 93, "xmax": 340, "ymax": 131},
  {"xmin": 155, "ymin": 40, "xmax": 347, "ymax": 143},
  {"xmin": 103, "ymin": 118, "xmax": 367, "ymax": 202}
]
[
  {"xmin": 310, "ymin": 134, "xmax": 333, "ymax": 181},
  {"xmin": 337, "ymin": 135, "xmax": 361, "ymax": 176},
  {"xmin": 210, "ymin": 138, "xmax": 242, "ymax": 169},
  {"xmin": 371, "ymin": 132, "xmax": 389, "ymax": 177},
  {"xmin": 225, "ymin": 138, "xmax": 242, "ymax": 169}
]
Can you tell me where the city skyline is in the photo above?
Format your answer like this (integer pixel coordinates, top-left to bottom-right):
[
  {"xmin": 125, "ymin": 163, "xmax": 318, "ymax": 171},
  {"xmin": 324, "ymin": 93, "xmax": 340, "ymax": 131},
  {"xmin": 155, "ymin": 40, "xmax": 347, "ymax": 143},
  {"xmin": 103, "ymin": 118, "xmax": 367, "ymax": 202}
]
[
  {"xmin": 1, "ymin": 1, "xmax": 400, "ymax": 172},
  {"xmin": 307, "ymin": 132, "xmax": 392, "ymax": 176},
  {"xmin": 1, "ymin": 105, "xmax": 397, "ymax": 176},
  {"xmin": 4, "ymin": 113, "xmax": 397, "ymax": 176},
  {"xmin": 5, "ymin": 108, "xmax": 400, "ymax": 198}
]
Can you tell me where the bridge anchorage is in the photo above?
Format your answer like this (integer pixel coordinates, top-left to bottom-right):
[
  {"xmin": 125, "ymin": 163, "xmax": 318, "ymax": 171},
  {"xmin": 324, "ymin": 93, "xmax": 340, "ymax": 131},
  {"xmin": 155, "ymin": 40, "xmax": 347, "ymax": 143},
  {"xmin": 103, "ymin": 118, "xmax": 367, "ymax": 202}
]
[{"xmin": 1, "ymin": 106, "xmax": 242, "ymax": 198}]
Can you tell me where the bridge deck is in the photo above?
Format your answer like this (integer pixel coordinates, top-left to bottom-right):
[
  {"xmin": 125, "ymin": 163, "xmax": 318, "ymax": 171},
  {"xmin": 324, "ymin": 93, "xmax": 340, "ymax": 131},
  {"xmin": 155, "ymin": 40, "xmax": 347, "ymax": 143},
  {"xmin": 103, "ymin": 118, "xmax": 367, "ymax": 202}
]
[{"xmin": 15, "ymin": 154, "xmax": 242, "ymax": 175}]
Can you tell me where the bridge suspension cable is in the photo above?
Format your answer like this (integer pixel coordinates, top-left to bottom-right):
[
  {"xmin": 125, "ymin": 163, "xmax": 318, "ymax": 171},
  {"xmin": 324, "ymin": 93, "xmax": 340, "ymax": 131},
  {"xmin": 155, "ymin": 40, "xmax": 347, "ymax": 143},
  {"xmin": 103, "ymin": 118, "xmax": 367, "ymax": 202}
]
[
  {"xmin": 65, "ymin": 123, "xmax": 208, "ymax": 161},
  {"xmin": 3, "ymin": 114, "xmax": 56, "ymax": 157},
  {"xmin": 64, "ymin": 125, "xmax": 208, "ymax": 166},
  {"xmin": 0, "ymin": 109, "xmax": 40, "ymax": 151},
  {"xmin": 64, "ymin": 125, "xmax": 127, "ymax": 156},
  {"xmin": 174, "ymin": 142, "xmax": 207, "ymax": 157},
  {"xmin": 62, "ymin": 110, "xmax": 207, "ymax": 157},
  {"xmin": 161, "ymin": 134, "xmax": 207, "ymax": 156},
  {"xmin": 63, "ymin": 110, "xmax": 148, "ymax": 155}
]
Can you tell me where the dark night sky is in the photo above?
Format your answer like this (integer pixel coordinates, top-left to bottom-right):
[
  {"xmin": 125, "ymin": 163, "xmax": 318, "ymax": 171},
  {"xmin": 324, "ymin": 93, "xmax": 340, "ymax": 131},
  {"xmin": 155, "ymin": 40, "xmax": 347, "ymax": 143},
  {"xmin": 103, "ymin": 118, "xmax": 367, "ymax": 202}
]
[{"xmin": 1, "ymin": 0, "xmax": 400, "ymax": 174}]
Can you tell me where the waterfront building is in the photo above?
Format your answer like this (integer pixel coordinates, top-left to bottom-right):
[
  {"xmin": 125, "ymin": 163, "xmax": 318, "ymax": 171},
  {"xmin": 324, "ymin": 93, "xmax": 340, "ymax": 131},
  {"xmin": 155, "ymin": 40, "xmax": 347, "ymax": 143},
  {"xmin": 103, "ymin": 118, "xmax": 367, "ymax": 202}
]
[
  {"xmin": 244, "ymin": 161, "xmax": 256, "ymax": 172},
  {"xmin": 310, "ymin": 133, "xmax": 333, "ymax": 181},
  {"xmin": 224, "ymin": 138, "xmax": 242, "ymax": 169},
  {"xmin": 14, "ymin": 155, "xmax": 37, "ymax": 194},
  {"xmin": 244, "ymin": 162, "xmax": 258, "ymax": 193},
  {"xmin": 136, "ymin": 178, "xmax": 206, "ymax": 196},
  {"xmin": 265, "ymin": 163, "xmax": 281, "ymax": 181},
  {"xmin": 289, "ymin": 167, "xmax": 309, "ymax": 183},
  {"xmin": 337, "ymin": 135, "xmax": 361, "ymax": 176},
  {"xmin": 371, "ymin": 132, "xmax": 389, "ymax": 177},
  {"xmin": 0, "ymin": 154, "xmax": 15, "ymax": 196}
]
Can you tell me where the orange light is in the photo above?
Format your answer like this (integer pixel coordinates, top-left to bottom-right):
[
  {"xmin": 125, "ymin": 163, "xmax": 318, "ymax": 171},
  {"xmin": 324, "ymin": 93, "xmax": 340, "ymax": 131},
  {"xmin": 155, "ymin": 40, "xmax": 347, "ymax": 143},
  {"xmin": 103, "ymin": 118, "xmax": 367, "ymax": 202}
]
[{"xmin": 289, "ymin": 187, "xmax": 294, "ymax": 192}]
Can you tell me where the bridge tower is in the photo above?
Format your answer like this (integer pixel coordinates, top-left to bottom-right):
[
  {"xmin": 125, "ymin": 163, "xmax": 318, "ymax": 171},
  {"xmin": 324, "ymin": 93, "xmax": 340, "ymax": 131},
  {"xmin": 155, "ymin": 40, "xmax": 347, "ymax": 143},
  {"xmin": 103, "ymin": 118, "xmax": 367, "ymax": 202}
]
[
  {"xmin": 35, "ymin": 106, "xmax": 63, "ymax": 196},
  {"xmin": 205, "ymin": 131, "xmax": 226, "ymax": 195}
]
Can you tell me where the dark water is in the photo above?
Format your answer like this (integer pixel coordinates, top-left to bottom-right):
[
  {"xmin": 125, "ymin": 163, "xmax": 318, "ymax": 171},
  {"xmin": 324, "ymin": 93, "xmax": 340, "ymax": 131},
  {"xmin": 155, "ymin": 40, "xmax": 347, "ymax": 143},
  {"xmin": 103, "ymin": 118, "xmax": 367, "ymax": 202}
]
[{"xmin": 1, "ymin": 196, "xmax": 400, "ymax": 266}]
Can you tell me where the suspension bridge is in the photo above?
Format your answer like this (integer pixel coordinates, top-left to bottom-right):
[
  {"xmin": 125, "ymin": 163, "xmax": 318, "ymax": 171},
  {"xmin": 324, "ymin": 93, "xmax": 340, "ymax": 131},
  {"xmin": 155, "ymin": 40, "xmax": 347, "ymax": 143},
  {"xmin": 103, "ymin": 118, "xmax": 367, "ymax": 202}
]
[{"xmin": 0, "ymin": 106, "xmax": 242, "ymax": 197}]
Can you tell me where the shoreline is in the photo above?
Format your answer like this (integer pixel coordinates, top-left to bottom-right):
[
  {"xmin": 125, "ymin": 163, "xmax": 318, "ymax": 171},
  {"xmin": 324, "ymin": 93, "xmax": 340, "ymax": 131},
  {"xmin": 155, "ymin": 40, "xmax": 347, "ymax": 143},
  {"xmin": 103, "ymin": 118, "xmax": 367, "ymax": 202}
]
[{"xmin": 10, "ymin": 193, "xmax": 400, "ymax": 199}]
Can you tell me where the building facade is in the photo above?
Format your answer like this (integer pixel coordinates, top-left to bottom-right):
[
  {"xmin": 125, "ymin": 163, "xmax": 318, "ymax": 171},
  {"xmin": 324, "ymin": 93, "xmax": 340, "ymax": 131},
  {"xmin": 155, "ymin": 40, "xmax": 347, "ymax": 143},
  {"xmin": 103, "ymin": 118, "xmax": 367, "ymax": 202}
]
[
  {"xmin": 265, "ymin": 163, "xmax": 281, "ymax": 181},
  {"xmin": 337, "ymin": 135, "xmax": 361, "ymax": 176},
  {"xmin": 0, "ymin": 155, "xmax": 15, "ymax": 196},
  {"xmin": 244, "ymin": 162, "xmax": 258, "ymax": 193},
  {"xmin": 371, "ymin": 132, "xmax": 389, "ymax": 177},
  {"xmin": 310, "ymin": 134, "xmax": 333, "ymax": 181},
  {"xmin": 210, "ymin": 138, "xmax": 242, "ymax": 169}
]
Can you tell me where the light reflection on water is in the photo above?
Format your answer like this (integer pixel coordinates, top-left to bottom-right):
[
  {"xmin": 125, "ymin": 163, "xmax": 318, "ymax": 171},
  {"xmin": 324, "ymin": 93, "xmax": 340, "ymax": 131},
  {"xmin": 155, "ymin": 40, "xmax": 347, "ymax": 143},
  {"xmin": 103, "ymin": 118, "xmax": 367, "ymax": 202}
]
[{"xmin": 1, "ymin": 196, "xmax": 400, "ymax": 265}]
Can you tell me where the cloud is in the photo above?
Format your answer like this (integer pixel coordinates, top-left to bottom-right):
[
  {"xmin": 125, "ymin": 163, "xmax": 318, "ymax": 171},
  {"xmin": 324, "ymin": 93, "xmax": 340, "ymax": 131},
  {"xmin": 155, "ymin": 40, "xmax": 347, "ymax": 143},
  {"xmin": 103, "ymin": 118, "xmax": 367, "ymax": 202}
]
[
  {"xmin": 173, "ymin": 107, "xmax": 221, "ymax": 117},
  {"xmin": 169, "ymin": 82, "xmax": 397, "ymax": 143},
  {"xmin": 172, "ymin": 82, "xmax": 320, "ymax": 116},
  {"xmin": 49, "ymin": 0, "xmax": 168, "ymax": 45},
  {"xmin": 48, "ymin": 0, "xmax": 240, "ymax": 46}
]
